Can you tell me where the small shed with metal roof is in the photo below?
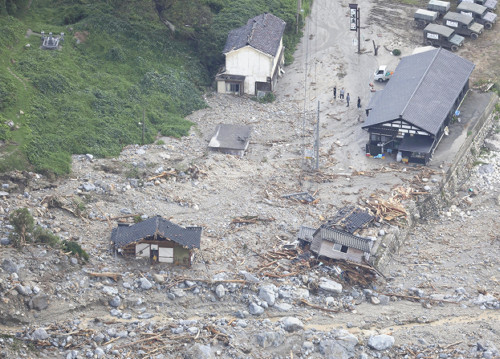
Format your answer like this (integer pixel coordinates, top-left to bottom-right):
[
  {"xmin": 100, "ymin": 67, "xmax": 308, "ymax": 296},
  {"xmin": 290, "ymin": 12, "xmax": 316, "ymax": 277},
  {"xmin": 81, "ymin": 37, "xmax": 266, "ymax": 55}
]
[
  {"xmin": 362, "ymin": 48, "xmax": 474, "ymax": 164},
  {"xmin": 208, "ymin": 124, "xmax": 252, "ymax": 156},
  {"xmin": 110, "ymin": 216, "xmax": 202, "ymax": 266}
]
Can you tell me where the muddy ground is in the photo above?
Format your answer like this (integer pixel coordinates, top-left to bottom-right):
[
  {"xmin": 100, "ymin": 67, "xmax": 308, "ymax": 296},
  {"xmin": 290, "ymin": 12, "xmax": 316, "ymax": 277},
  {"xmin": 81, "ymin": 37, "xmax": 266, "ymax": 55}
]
[{"xmin": 0, "ymin": 0, "xmax": 499, "ymax": 358}]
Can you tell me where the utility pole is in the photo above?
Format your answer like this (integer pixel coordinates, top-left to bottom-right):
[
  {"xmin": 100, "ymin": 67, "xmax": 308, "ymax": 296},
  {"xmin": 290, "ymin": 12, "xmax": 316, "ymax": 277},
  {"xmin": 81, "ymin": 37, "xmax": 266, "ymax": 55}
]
[
  {"xmin": 315, "ymin": 101, "xmax": 320, "ymax": 170},
  {"xmin": 349, "ymin": 3, "xmax": 361, "ymax": 54},
  {"xmin": 296, "ymin": 0, "xmax": 301, "ymax": 34}
]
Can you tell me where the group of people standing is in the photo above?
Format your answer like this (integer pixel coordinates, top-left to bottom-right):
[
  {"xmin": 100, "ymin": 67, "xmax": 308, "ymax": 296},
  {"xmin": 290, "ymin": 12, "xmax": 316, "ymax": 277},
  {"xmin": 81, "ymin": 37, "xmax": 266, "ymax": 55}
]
[{"xmin": 333, "ymin": 86, "xmax": 361, "ymax": 109}]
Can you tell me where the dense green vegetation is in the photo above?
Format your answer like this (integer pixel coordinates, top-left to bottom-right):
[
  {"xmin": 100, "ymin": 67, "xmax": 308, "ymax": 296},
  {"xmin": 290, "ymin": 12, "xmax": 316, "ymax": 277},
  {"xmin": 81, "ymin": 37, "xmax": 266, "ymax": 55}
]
[{"xmin": 0, "ymin": 0, "xmax": 309, "ymax": 175}]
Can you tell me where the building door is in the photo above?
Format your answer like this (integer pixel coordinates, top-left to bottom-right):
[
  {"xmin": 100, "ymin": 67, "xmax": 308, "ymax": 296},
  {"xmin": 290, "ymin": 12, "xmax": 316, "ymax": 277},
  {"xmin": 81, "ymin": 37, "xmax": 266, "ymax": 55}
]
[
  {"xmin": 150, "ymin": 244, "xmax": 159, "ymax": 263},
  {"xmin": 159, "ymin": 247, "xmax": 174, "ymax": 263}
]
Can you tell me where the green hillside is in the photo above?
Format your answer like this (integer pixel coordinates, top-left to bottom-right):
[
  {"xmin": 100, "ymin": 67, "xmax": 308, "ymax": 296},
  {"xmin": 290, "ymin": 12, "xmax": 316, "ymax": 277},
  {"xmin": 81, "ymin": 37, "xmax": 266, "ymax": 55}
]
[{"xmin": 0, "ymin": 0, "xmax": 309, "ymax": 175}]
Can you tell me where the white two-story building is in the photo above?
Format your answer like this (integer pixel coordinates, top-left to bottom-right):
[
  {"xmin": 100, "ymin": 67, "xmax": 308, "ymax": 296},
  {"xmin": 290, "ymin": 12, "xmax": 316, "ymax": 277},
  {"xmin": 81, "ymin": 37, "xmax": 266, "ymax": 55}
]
[{"xmin": 216, "ymin": 13, "xmax": 286, "ymax": 96}]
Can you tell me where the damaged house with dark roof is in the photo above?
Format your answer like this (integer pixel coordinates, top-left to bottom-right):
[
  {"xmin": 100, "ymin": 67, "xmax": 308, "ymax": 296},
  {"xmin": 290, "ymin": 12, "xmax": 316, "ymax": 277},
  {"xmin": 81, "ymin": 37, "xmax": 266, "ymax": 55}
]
[
  {"xmin": 216, "ymin": 13, "xmax": 286, "ymax": 96},
  {"xmin": 298, "ymin": 207, "xmax": 375, "ymax": 263},
  {"xmin": 208, "ymin": 124, "xmax": 252, "ymax": 156},
  {"xmin": 110, "ymin": 216, "xmax": 202, "ymax": 267},
  {"xmin": 362, "ymin": 48, "xmax": 474, "ymax": 164}
]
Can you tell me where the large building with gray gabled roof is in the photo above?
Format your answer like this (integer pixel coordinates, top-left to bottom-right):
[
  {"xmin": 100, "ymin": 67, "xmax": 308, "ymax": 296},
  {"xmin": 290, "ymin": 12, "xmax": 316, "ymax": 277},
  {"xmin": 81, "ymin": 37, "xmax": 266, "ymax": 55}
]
[{"xmin": 362, "ymin": 48, "xmax": 474, "ymax": 164}]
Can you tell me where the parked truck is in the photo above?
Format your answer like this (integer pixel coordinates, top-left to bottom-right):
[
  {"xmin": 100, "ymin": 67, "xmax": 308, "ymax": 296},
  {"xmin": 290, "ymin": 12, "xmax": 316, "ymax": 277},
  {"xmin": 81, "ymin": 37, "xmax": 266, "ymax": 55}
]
[
  {"xmin": 443, "ymin": 11, "xmax": 484, "ymax": 39},
  {"xmin": 414, "ymin": 9, "xmax": 439, "ymax": 28},
  {"xmin": 373, "ymin": 66, "xmax": 393, "ymax": 82},
  {"xmin": 423, "ymin": 24, "xmax": 465, "ymax": 51},
  {"xmin": 458, "ymin": 0, "xmax": 497, "ymax": 12},
  {"xmin": 457, "ymin": 1, "xmax": 497, "ymax": 29},
  {"xmin": 427, "ymin": 0, "xmax": 451, "ymax": 16}
]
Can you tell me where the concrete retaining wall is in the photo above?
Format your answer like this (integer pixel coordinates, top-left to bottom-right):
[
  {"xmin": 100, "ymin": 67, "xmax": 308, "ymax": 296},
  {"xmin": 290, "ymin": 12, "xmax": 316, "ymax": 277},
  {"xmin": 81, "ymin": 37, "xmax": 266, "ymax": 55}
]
[{"xmin": 374, "ymin": 92, "xmax": 499, "ymax": 272}]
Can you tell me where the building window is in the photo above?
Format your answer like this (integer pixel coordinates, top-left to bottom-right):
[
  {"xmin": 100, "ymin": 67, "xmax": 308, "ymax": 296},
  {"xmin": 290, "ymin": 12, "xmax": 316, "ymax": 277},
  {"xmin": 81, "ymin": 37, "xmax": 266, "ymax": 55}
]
[
  {"xmin": 333, "ymin": 243, "xmax": 348, "ymax": 253},
  {"xmin": 226, "ymin": 83, "xmax": 240, "ymax": 93}
]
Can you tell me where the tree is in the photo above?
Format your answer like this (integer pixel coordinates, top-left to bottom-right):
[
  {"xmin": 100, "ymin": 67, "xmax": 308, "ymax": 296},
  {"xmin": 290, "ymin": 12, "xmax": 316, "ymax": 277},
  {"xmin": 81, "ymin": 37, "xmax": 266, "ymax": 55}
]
[
  {"xmin": 9, "ymin": 208, "xmax": 34, "ymax": 248},
  {"xmin": 152, "ymin": 0, "xmax": 212, "ymax": 38}
]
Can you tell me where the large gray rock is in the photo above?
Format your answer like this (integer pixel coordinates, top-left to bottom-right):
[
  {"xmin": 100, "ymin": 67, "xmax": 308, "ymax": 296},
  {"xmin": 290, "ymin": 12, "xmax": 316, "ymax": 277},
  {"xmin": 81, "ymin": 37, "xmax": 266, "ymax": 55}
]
[
  {"xmin": 239, "ymin": 270, "xmax": 259, "ymax": 283},
  {"xmin": 293, "ymin": 288, "xmax": 310, "ymax": 299},
  {"xmin": 334, "ymin": 330, "xmax": 358, "ymax": 352},
  {"xmin": 139, "ymin": 277, "xmax": 153, "ymax": 290},
  {"xmin": 184, "ymin": 343, "xmax": 214, "ymax": 359},
  {"xmin": 318, "ymin": 278, "xmax": 342, "ymax": 295},
  {"xmin": 32, "ymin": 328, "xmax": 49, "ymax": 341},
  {"xmin": 0, "ymin": 238, "xmax": 10, "ymax": 245},
  {"xmin": 274, "ymin": 302, "xmax": 292, "ymax": 312},
  {"xmin": 2, "ymin": 259, "xmax": 17, "ymax": 273},
  {"xmin": 16, "ymin": 284, "xmax": 32, "ymax": 296},
  {"xmin": 102, "ymin": 286, "xmax": 118, "ymax": 295},
  {"xmin": 368, "ymin": 334, "xmax": 395, "ymax": 350},
  {"xmin": 484, "ymin": 136, "xmax": 500, "ymax": 152},
  {"xmin": 259, "ymin": 285, "xmax": 276, "ymax": 306},
  {"xmin": 319, "ymin": 339, "xmax": 351, "ymax": 359},
  {"xmin": 282, "ymin": 317, "xmax": 304, "ymax": 332},
  {"xmin": 30, "ymin": 294, "xmax": 49, "ymax": 311},
  {"xmin": 215, "ymin": 284, "xmax": 225, "ymax": 298},
  {"xmin": 109, "ymin": 296, "xmax": 121, "ymax": 308},
  {"xmin": 249, "ymin": 302, "xmax": 264, "ymax": 315},
  {"xmin": 256, "ymin": 331, "xmax": 284, "ymax": 348}
]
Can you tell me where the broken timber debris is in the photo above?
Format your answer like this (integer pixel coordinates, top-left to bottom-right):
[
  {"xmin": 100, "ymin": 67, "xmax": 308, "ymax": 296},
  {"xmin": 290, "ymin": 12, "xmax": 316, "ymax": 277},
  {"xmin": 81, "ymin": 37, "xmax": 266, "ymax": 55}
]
[
  {"xmin": 231, "ymin": 215, "xmax": 275, "ymax": 225},
  {"xmin": 281, "ymin": 192, "xmax": 316, "ymax": 203}
]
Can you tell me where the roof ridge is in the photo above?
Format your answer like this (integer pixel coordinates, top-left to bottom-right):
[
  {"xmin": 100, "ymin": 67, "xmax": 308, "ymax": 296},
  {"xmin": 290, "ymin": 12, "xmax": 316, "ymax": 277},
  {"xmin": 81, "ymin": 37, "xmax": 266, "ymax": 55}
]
[{"xmin": 400, "ymin": 48, "xmax": 441, "ymax": 118}]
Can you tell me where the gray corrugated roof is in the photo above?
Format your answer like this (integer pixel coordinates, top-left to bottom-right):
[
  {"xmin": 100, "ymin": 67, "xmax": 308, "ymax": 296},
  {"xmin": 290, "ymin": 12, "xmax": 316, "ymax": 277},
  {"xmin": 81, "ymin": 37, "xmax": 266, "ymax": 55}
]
[
  {"xmin": 298, "ymin": 225, "xmax": 316, "ymax": 243},
  {"xmin": 362, "ymin": 48, "xmax": 474, "ymax": 135},
  {"xmin": 313, "ymin": 227, "xmax": 373, "ymax": 253},
  {"xmin": 443, "ymin": 11, "xmax": 474, "ymax": 25},
  {"xmin": 111, "ymin": 216, "xmax": 201, "ymax": 249},
  {"xmin": 425, "ymin": 23, "xmax": 455, "ymax": 37},
  {"xmin": 222, "ymin": 13, "xmax": 286, "ymax": 56},
  {"xmin": 208, "ymin": 124, "xmax": 251, "ymax": 151},
  {"xmin": 457, "ymin": 1, "xmax": 487, "ymax": 14}
]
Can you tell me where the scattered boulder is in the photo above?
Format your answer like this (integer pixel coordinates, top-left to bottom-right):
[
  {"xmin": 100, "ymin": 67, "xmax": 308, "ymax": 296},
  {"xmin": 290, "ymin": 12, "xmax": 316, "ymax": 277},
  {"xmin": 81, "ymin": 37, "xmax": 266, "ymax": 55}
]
[
  {"xmin": 109, "ymin": 296, "xmax": 121, "ymax": 308},
  {"xmin": 249, "ymin": 302, "xmax": 264, "ymax": 316},
  {"xmin": 256, "ymin": 331, "xmax": 284, "ymax": 348},
  {"xmin": 282, "ymin": 317, "xmax": 304, "ymax": 332},
  {"xmin": 319, "ymin": 278, "xmax": 343, "ymax": 295},
  {"xmin": 184, "ymin": 343, "xmax": 214, "ymax": 359},
  {"xmin": 29, "ymin": 294, "xmax": 49, "ymax": 311},
  {"xmin": 139, "ymin": 278, "xmax": 153, "ymax": 290},
  {"xmin": 215, "ymin": 284, "xmax": 225, "ymax": 298},
  {"xmin": 368, "ymin": 334, "xmax": 395, "ymax": 350},
  {"xmin": 32, "ymin": 328, "xmax": 49, "ymax": 341},
  {"xmin": 259, "ymin": 285, "xmax": 276, "ymax": 306},
  {"xmin": 2, "ymin": 259, "xmax": 18, "ymax": 273}
]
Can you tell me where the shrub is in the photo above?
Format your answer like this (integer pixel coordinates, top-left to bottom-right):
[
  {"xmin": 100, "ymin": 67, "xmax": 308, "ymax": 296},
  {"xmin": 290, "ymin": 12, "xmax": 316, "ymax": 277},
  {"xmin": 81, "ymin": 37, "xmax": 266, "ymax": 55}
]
[
  {"xmin": 258, "ymin": 92, "xmax": 276, "ymax": 103},
  {"xmin": 8, "ymin": 208, "xmax": 34, "ymax": 248},
  {"xmin": 392, "ymin": 49, "xmax": 401, "ymax": 56},
  {"xmin": 0, "ymin": 74, "xmax": 16, "ymax": 110},
  {"xmin": 0, "ymin": 121, "xmax": 11, "ymax": 141},
  {"xmin": 32, "ymin": 73, "xmax": 71, "ymax": 95},
  {"xmin": 33, "ymin": 226, "xmax": 60, "ymax": 247},
  {"xmin": 62, "ymin": 240, "xmax": 89, "ymax": 262}
]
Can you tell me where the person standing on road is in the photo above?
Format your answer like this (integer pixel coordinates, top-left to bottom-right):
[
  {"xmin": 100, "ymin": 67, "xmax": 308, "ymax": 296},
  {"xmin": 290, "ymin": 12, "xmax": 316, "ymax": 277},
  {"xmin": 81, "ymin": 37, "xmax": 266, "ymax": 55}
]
[
  {"xmin": 346, "ymin": 93, "xmax": 350, "ymax": 107},
  {"xmin": 340, "ymin": 88, "xmax": 345, "ymax": 100},
  {"xmin": 357, "ymin": 96, "xmax": 361, "ymax": 109},
  {"xmin": 333, "ymin": 86, "xmax": 337, "ymax": 100}
]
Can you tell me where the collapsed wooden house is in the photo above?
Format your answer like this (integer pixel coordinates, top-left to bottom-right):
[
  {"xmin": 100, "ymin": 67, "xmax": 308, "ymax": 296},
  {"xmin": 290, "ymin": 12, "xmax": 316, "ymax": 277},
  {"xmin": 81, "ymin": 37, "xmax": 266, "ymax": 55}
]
[
  {"xmin": 110, "ymin": 216, "xmax": 202, "ymax": 266},
  {"xmin": 298, "ymin": 207, "xmax": 375, "ymax": 263}
]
